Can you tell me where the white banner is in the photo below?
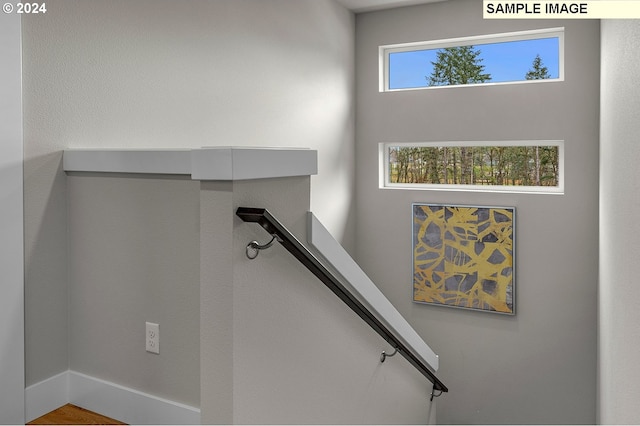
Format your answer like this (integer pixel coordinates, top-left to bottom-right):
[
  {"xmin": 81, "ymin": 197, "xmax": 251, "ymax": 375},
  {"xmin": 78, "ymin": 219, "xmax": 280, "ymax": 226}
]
[{"xmin": 484, "ymin": 1, "xmax": 640, "ymax": 19}]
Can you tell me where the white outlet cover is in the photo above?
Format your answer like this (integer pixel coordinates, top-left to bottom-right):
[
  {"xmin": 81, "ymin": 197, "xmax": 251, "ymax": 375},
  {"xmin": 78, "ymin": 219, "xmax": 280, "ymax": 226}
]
[{"xmin": 146, "ymin": 322, "xmax": 159, "ymax": 354}]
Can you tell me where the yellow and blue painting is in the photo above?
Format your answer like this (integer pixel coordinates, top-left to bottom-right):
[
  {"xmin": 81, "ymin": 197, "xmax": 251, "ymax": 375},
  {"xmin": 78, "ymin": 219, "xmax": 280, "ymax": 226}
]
[{"xmin": 413, "ymin": 204, "xmax": 515, "ymax": 314}]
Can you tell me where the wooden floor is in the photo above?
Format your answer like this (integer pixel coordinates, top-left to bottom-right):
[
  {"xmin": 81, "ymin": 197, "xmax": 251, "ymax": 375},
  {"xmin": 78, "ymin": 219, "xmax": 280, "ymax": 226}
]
[{"xmin": 28, "ymin": 404, "xmax": 126, "ymax": 425}]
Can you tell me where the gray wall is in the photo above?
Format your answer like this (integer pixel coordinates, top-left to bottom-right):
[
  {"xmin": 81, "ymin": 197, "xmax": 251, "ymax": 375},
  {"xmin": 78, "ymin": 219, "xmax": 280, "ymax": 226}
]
[
  {"xmin": 22, "ymin": 0, "xmax": 355, "ymax": 390},
  {"xmin": 201, "ymin": 176, "xmax": 437, "ymax": 424},
  {"xmin": 0, "ymin": 12, "xmax": 25, "ymax": 424},
  {"xmin": 64, "ymin": 170, "xmax": 437, "ymax": 424},
  {"xmin": 599, "ymin": 19, "xmax": 640, "ymax": 425},
  {"xmin": 355, "ymin": 1, "xmax": 599, "ymax": 423},
  {"xmin": 67, "ymin": 174, "xmax": 201, "ymax": 406}
]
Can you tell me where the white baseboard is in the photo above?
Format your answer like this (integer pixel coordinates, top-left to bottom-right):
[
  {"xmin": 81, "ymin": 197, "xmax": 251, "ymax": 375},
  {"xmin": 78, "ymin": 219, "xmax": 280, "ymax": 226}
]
[
  {"xmin": 25, "ymin": 371, "xmax": 70, "ymax": 423},
  {"xmin": 25, "ymin": 370, "xmax": 200, "ymax": 425}
]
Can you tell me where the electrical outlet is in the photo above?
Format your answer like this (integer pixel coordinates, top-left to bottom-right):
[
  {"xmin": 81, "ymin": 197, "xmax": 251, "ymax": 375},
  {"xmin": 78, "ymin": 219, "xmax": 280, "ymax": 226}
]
[{"xmin": 146, "ymin": 322, "xmax": 159, "ymax": 354}]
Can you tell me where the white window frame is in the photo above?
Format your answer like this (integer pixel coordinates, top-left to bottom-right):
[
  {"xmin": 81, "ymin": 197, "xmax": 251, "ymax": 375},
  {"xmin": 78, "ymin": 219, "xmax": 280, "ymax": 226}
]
[
  {"xmin": 379, "ymin": 140, "xmax": 565, "ymax": 194},
  {"xmin": 379, "ymin": 28, "xmax": 565, "ymax": 92}
]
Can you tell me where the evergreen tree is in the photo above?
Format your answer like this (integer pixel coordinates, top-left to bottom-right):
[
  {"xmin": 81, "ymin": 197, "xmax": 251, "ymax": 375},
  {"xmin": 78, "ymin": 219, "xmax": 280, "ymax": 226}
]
[
  {"xmin": 427, "ymin": 46, "xmax": 491, "ymax": 86},
  {"xmin": 525, "ymin": 54, "xmax": 550, "ymax": 80},
  {"xmin": 525, "ymin": 55, "xmax": 550, "ymax": 186}
]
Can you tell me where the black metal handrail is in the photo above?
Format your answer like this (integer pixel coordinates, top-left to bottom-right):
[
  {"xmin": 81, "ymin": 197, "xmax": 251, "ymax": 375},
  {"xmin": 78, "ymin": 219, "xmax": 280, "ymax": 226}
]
[{"xmin": 236, "ymin": 207, "xmax": 448, "ymax": 394}]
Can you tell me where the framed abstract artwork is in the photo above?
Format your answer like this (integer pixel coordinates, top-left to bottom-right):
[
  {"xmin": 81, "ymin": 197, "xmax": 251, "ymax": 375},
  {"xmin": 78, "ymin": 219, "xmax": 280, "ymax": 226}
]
[{"xmin": 412, "ymin": 204, "xmax": 515, "ymax": 315}]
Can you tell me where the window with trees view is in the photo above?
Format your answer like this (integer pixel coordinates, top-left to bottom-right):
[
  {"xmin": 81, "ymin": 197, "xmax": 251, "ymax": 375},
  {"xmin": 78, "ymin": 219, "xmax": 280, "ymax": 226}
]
[
  {"xmin": 380, "ymin": 141, "xmax": 564, "ymax": 194},
  {"xmin": 380, "ymin": 28, "xmax": 563, "ymax": 91}
]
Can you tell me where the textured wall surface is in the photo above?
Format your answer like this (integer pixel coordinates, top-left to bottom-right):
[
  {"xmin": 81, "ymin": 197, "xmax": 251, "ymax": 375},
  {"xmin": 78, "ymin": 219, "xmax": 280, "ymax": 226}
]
[
  {"xmin": 67, "ymin": 174, "xmax": 201, "ymax": 406},
  {"xmin": 355, "ymin": 1, "xmax": 599, "ymax": 423},
  {"xmin": 599, "ymin": 19, "xmax": 640, "ymax": 425},
  {"xmin": 0, "ymin": 12, "xmax": 25, "ymax": 424},
  {"xmin": 22, "ymin": 0, "xmax": 355, "ymax": 389}
]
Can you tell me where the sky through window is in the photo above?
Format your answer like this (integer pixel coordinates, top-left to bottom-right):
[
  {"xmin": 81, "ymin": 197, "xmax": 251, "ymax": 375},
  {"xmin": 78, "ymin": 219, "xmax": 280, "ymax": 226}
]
[{"xmin": 388, "ymin": 37, "xmax": 560, "ymax": 90}]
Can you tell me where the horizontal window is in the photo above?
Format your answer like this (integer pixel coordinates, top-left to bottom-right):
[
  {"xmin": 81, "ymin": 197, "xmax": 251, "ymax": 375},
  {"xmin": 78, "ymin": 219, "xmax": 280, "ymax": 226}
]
[
  {"xmin": 379, "ymin": 141, "xmax": 564, "ymax": 194},
  {"xmin": 380, "ymin": 28, "xmax": 564, "ymax": 91}
]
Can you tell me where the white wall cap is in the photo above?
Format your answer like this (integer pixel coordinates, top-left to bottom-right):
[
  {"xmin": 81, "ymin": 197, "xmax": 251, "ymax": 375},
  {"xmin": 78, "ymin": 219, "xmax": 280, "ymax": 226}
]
[
  {"xmin": 191, "ymin": 147, "xmax": 317, "ymax": 180},
  {"xmin": 64, "ymin": 147, "xmax": 318, "ymax": 181},
  {"xmin": 63, "ymin": 149, "xmax": 192, "ymax": 175}
]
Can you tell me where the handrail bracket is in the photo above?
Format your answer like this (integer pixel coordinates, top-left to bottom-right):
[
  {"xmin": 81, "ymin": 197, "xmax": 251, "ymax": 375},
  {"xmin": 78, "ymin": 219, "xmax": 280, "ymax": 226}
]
[
  {"xmin": 245, "ymin": 234, "xmax": 281, "ymax": 259},
  {"xmin": 430, "ymin": 384, "xmax": 444, "ymax": 401},
  {"xmin": 380, "ymin": 347, "xmax": 399, "ymax": 363}
]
